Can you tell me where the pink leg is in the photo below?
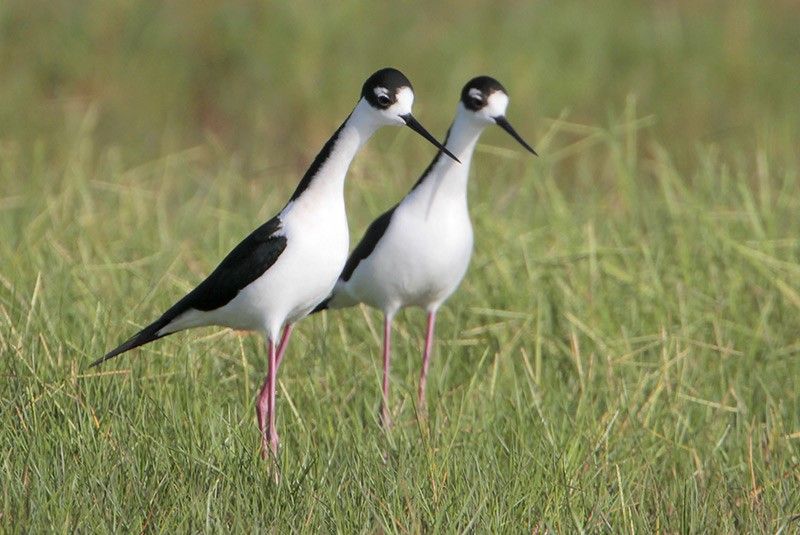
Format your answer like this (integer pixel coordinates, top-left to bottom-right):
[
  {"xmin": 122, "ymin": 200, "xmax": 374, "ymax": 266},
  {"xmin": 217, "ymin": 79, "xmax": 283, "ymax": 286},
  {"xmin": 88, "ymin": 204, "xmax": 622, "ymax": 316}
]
[
  {"xmin": 255, "ymin": 337, "xmax": 279, "ymax": 459},
  {"xmin": 275, "ymin": 323, "xmax": 294, "ymax": 369},
  {"xmin": 381, "ymin": 315, "xmax": 393, "ymax": 428},
  {"xmin": 418, "ymin": 311, "xmax": 437, "ymax": 409}
]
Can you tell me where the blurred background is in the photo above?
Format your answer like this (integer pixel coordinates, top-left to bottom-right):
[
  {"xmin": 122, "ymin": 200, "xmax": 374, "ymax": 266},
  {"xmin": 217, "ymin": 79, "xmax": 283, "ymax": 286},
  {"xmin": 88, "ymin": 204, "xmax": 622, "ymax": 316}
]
[
  {"xmin": 2, "ymin": 0, "xmax": 798, "ymax": 174},
  {"xmin": 2, "ymin": 1, "xmax": 800, "ymax": 530}
]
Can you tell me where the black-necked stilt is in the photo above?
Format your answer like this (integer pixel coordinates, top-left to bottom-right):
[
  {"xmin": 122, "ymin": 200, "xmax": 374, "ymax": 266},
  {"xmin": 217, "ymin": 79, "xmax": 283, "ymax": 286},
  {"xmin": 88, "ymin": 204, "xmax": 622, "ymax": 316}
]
[
  {"xmin": 91, "ymin": 68, "xmax": 457, "ymax": 459},
  {"xmin": 314, "ymin": 76, "xmax": 535, "ymax": 426}
]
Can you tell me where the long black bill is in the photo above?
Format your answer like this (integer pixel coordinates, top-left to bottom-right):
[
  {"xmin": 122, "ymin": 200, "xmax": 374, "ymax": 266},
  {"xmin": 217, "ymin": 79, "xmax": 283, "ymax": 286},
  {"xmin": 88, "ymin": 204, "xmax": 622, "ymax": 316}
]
[
  {"xmin": 494, "ymin": 116, "xmax": 538, "ymax": 156},
  {"xmin": 401, "ymin": 114, "xmax": 460, "ymax": 163}
]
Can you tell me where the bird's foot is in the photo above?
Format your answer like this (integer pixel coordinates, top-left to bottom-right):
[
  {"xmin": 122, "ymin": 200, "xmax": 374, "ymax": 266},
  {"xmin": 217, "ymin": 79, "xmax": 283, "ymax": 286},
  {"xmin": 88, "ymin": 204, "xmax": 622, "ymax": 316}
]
[
  {"xmin": 260, "ymin": 432, "xmax": 279, "ymax": 457},
  {"xmin": 380, "ymin": 406, "xmax": 393, "ymax": 430},
  {"xmin": 260, "ymin": 433, "xmax": 281, "ymax": 483},
  {"xmin": 416, "ymin": 391, "xmax": 428, "ymax": 418}
]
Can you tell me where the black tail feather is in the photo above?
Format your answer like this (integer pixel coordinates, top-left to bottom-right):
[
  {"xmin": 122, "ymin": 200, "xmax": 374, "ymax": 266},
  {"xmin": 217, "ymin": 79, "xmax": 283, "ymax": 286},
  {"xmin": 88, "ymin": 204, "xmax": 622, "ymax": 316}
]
[{"xmin": 90, "ymin": 315, "xmax": 175, "ymax": 368}]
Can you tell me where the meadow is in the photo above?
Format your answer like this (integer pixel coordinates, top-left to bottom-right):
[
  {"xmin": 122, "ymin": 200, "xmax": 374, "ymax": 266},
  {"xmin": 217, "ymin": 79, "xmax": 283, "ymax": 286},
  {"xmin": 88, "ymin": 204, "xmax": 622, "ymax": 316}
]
[{"xmin": 2, "ymin": 1, "xmax": 800, "ymax": 532}]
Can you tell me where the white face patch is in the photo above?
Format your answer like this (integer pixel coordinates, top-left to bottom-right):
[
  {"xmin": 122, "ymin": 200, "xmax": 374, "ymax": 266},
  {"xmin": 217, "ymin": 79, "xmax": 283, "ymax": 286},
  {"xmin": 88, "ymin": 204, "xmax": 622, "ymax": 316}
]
[
  {"xmin": 391, "ymin": 86, "xmax": 414, "ymax": 117},
  {"xmin": 484, "ymin": 91, "xmax": 509, "ymax": 118},
  {"xmin": 359, "ymin": 86, "xmax": 414, "ymax": 126},
  {"xmin": 384, "ymin": 87, "xmax": 414, "ymax": 122},
  {"xmin": 468, "ymin": 88, "xmax": 483, "ymax": 101}
]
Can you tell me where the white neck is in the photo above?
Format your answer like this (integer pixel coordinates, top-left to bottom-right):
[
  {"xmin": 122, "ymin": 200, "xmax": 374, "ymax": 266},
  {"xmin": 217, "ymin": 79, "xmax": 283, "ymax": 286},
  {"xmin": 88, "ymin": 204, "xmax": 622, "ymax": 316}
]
[
  {"xmin": 284, "ymin": 99, "xmax": 381, "ymax": 213},
  {"xmin": 407, "ymin": 107, "xmax": 486, "ymax": 207}
]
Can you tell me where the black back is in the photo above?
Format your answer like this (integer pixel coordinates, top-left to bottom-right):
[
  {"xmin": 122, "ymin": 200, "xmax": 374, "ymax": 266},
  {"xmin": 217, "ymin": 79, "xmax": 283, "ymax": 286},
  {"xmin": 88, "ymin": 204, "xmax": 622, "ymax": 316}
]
[{"xmin": 288, "ymin": 119, "xmax": 348, "ymax": 202}]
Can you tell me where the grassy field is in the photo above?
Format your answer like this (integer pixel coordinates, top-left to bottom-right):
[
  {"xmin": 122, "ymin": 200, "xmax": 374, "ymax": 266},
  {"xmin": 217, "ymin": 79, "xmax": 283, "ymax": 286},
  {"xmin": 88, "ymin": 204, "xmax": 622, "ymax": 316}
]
[{"xmin": 2, "ymin": 0, "xmax": 800, "ymax": 532}]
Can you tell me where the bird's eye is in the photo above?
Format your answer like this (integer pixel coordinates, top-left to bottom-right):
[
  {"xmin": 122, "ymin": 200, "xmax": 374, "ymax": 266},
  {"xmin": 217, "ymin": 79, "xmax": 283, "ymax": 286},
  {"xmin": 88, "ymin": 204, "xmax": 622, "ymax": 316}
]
[
  {"xmin": 471, "ymin": 96, "xmax": 483, "ymax": 108},
  {"xmin": 377, "ymin": 94, "xmax": 391, "ymax": 107}
]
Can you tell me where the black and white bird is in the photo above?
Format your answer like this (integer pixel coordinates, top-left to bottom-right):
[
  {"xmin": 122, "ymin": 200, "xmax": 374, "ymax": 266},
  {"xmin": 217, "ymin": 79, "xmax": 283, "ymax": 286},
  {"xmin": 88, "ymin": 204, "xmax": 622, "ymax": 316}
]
[
  {"xmin": 91, "ymin": 68, "xmax": 457, "ymax": 459},
  {"xmin": 314, "ymin": 76, "xmax": 536, "ymax": 426}
]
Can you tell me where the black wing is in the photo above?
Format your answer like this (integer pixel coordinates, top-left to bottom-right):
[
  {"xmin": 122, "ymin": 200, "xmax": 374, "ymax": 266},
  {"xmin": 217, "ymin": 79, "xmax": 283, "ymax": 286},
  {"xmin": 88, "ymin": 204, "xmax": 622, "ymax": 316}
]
[
  {"xmin": 91, "ymin": 216, "xmax": 288, "ymax": 367},
  {"xmin": 186, "ymin": 216, "xmax": 287, "ymax": 312},
  {"xmin": 315, "ymin": 127, "xmax": 453, "ymax": 314},
  {"xmin": 312, "ymin": 207, "xmax": 396, "ymax": 314},
  {"xmin": 341, "ymin": 206, "xmax": 397, "ymax": 282},
  {"xmin": 341, "ymin": 124, "xmax": 451, "ymax": 280}
]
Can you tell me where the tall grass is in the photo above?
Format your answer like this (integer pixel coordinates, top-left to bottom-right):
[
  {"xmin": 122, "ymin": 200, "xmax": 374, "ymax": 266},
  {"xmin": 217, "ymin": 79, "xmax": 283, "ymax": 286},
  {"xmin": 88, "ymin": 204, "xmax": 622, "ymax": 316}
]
[{"xmin": 2, "ymin": 0, "xmax": 800, "ymax": 531}]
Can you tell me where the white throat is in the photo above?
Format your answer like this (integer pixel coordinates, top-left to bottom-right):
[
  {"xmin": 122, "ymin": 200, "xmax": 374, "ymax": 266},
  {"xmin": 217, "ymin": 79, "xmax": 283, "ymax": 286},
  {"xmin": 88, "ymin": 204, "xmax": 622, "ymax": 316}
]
[
  {"xmin": 408, "ymin": 105, "xmax": 487, "ymax": 209},
  {"xmin": 442, "ymin": 107, "xmax": 487, "ymax": 166},
  {"xmin": 284, "ymin": 100, "xmax": 382, "ymax": 214}
]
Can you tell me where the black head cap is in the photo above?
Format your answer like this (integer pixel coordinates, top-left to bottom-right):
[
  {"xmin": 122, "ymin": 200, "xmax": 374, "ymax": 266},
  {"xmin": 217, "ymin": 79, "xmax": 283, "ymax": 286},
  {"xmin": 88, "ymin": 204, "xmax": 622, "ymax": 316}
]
[
  {"xmin": 461, "ymin": 76, "xmax": 507, "ymax": 111},
  {"xmin": 362, "ymin": 68, "xmax": 413, "ymax": 109}
]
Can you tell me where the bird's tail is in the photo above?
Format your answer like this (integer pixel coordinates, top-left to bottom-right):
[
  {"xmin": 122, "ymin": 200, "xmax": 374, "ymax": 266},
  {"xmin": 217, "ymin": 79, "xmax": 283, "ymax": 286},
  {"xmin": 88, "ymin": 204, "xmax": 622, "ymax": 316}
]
[{"xmin": 89, "ymin": 314, "xmax": 176, "ymax": 368}]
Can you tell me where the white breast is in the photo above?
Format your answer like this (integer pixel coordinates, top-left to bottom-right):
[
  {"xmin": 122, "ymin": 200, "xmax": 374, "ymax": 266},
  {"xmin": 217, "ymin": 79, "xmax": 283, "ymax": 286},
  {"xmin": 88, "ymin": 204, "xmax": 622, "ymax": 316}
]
[
  {"xmin": 212, "ymin": 195, "xmax": 349, "ymax": 337},
  {"xmin": 344, "ymin": 197, "xmax": 473, "ymax": 314},
  {"xmin": 329, "ymin": 109, "xmax": 486, "ymax": 316}
]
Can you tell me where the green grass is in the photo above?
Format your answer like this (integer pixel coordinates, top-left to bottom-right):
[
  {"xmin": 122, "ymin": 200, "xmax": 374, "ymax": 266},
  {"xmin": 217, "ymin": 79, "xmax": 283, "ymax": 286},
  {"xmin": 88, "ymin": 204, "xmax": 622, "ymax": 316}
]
[{"xmin": 2, "ymin": 1, "xmax": 800, "ymax": 532}]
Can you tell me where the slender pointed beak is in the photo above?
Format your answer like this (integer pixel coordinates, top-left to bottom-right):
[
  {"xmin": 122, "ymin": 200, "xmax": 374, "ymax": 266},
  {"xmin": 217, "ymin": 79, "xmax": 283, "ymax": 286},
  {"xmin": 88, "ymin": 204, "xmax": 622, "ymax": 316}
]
[
  {"xmin": 494, "ymin": 116, "xmax": 537, "ymax": 156},
  {"xmin": 401, "ymin": 114, "xmax": 460, "ymax": 163}
]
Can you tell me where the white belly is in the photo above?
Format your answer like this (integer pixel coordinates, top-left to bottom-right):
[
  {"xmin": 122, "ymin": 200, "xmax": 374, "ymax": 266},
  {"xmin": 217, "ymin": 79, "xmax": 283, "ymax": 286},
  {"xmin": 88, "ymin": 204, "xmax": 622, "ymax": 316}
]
[{"xmin": 346, "ymin": 204, "xmax": 473, "ymax": 313}]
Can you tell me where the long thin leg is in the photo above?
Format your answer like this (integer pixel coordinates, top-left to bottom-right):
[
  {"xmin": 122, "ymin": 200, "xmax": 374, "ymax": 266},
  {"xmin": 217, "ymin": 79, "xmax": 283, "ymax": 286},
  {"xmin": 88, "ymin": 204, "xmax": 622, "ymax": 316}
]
[
  {"xmin": 267, "ymin": 337, "xmax": 278, "ymax": 456},
  {"xmin": 418, "ymin": 310, "xmax": 437, "ymax": 409},
  {"xmin": 381, "ymin": 314, "xmax": 393, "ymax": 428},
  {"xmin": 275, "ymin": 323, "xmax": 294, "ymax": 369},
  {"xmin": 255, "ymin": 337, "xmax": 279, "ymax": 459}
]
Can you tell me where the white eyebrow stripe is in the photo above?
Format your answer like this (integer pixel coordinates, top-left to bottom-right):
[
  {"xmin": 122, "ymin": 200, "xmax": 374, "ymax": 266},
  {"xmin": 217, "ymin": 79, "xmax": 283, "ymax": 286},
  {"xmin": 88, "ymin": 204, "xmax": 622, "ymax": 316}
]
[
  {"xmin": 374, "ymin": 87, "xmax": 390, "ymax": 98},
  {"xmin": 468, "ymin": 88, "xmax": 483, "ymax": 100}
]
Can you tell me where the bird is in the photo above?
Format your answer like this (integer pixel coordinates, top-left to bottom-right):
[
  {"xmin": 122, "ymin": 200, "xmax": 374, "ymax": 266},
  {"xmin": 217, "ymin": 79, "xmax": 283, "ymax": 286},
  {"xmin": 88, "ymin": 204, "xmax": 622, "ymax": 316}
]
[
  {"xmin": 313, "ymin": 76, "xmax": 536, "ymax": 427},
  {"xmin": 91, "ymin": 67, "xmax": 458, "ymax": 460}
]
